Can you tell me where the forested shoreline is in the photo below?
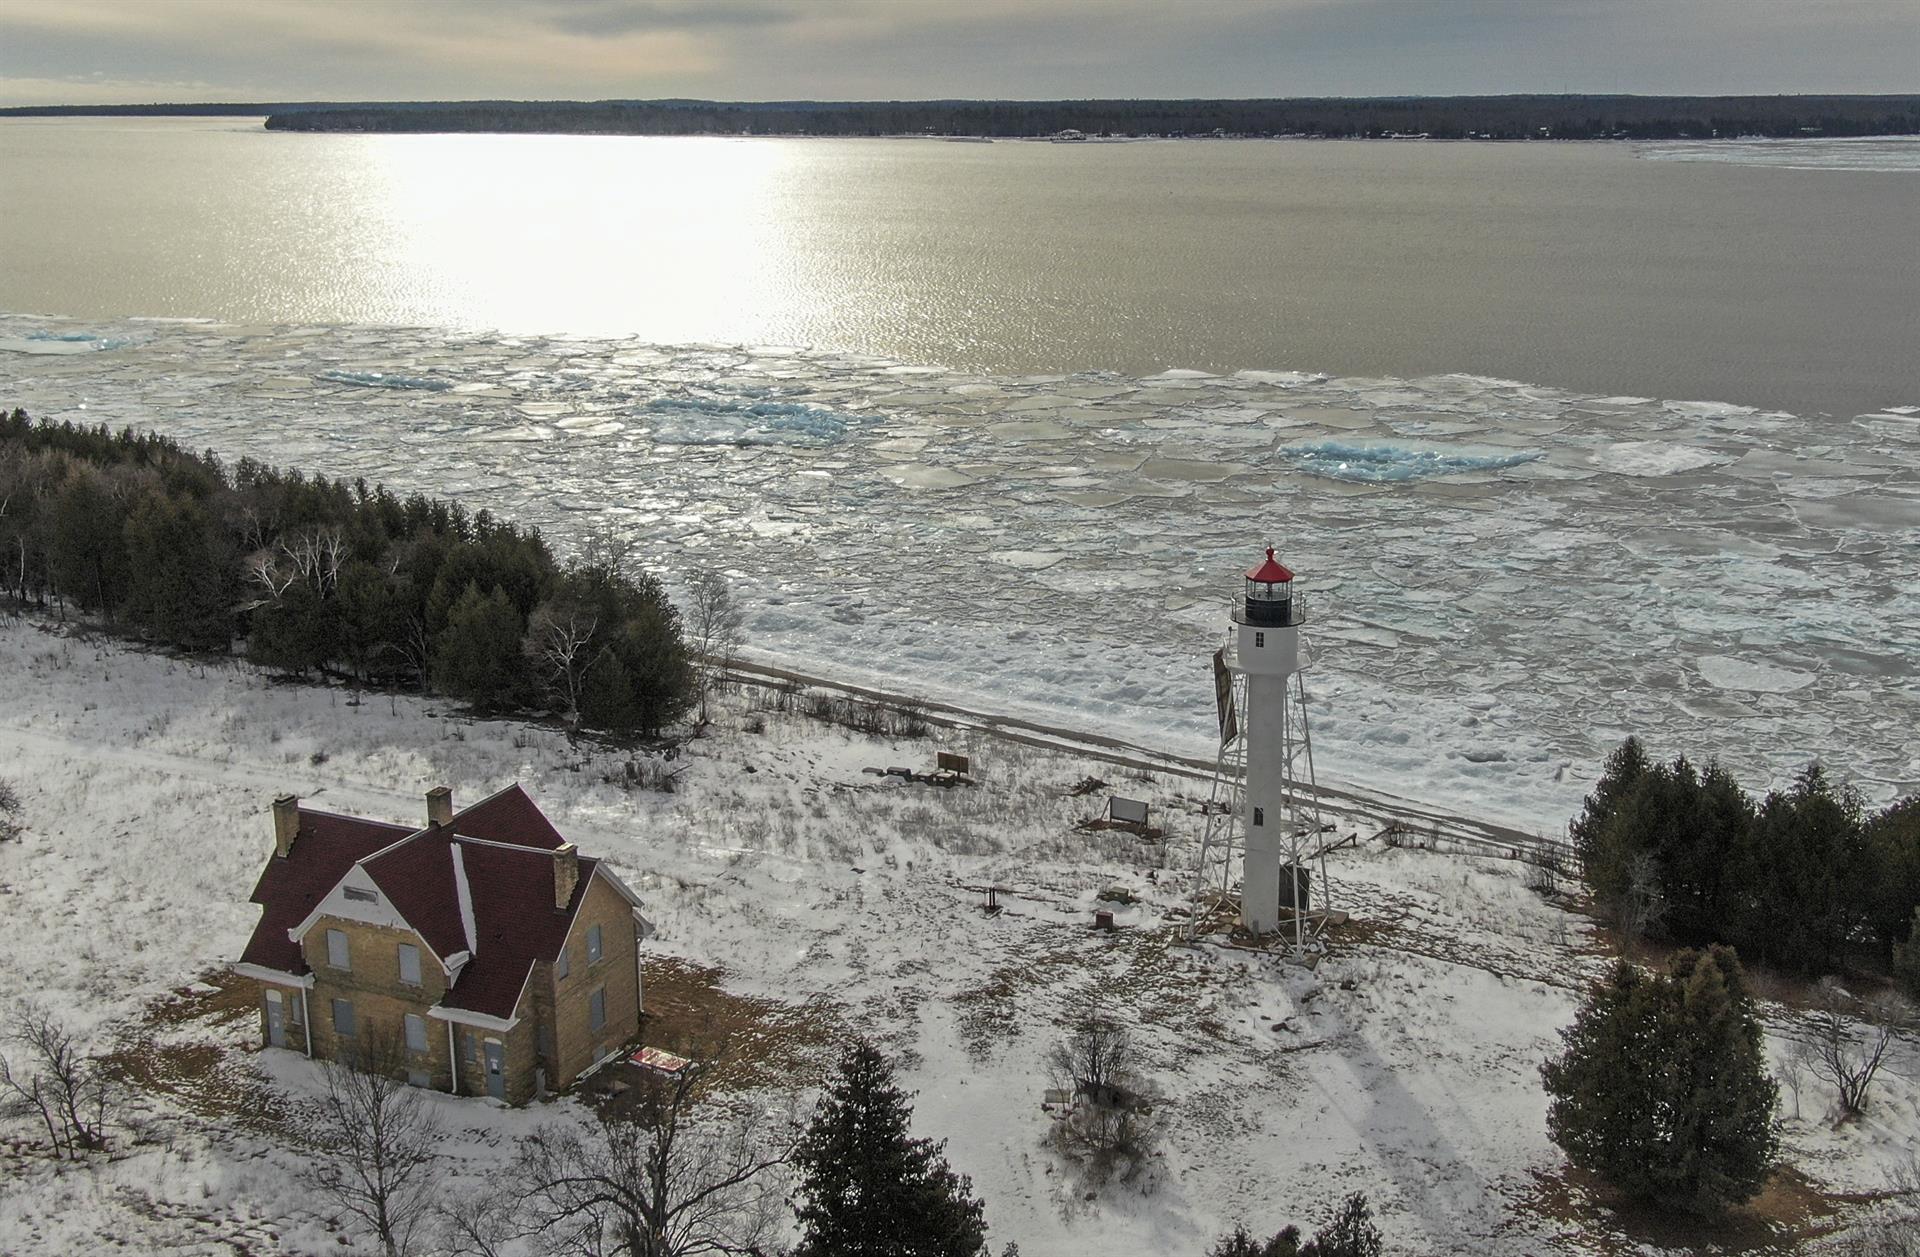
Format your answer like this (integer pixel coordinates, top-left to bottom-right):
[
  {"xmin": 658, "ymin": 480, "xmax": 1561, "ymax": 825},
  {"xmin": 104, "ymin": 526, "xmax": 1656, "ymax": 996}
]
[
  {"xmin": 257, "ymin": 94, "xmax": 1920, "ymax": 139},
  {"xmin": 7, "ymin": 94, "xmax": 1917, "ymax": 140},
  {"xmin": 1573, "ymin": 737, "xmax": 1920, "ymax": 992},
  {"xmin": 0, "ymin": 411, "xmax": 694, "ymax": 735}
]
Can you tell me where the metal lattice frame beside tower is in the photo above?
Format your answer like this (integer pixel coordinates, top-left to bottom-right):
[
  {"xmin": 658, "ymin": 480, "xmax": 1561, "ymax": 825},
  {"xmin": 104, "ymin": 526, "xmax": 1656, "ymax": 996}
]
[
  {"xmin": 1187, "ymin": 550, "xmax": 1334, "ymax": 960},
  {"xmin": 1190, "ymin": 658, "xmax": 1247, "ymax": 927}
]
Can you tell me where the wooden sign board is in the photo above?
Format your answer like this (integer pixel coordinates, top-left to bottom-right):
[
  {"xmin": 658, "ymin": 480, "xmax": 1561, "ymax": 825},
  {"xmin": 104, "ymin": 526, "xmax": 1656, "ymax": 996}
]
[
  {"xmin": 1212, "ymin": 647, "xmax": 1238, "ymax": 746},
  {"xmin": 1109, "ymin": 796, "xmax": 1150, "ymax": 826},
  {"xmin": 937, "ymin": 751, "xmax": 971, "ymax": 775}
]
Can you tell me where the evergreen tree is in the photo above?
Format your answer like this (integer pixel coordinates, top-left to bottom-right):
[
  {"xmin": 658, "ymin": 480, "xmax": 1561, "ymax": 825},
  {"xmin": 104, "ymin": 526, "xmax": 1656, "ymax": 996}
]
[
  {"xmin": 791, "ymin": 1040, "xmax": 988, "ymax": 1257},
  {"xmin": 1542, "ymin": 946, "xmax": 1778, "ymax": 1213},
  {"xmin": 1864, "ymin": 796, "xmax": 1920, "ymax": 956},
  {"xmin": 1572, "ymin": 737, "xmax": 1651, "ymax": 880},
  {"xmin": 1202, "ymin": 1194, "xmax": 1382, "ymax": 1257},
  {"xmin": 1893, "ymin": 907, "xmax": 1920, "ymax": 1002},
  {"xmin": 431, "ymin": 583, "xmax": 526, "ymax": 708},
  {"xmin": 579, "ymin": 649, "xmax": 643, "ymax": 733},
  {"xmin": 1208, "ymin": 1227, "xmax": 1301, "ymax": 1257},
  {"xmin": 122, "ymin": 491, "xmax": 234, "ymax": 650},
  {"xmin": 47, "ymin": 467, "xmax": 131, "ymax": 617},
  {"xmin": 1730, "ymin": 765, "xmax": 1870, "ymax": 972},
  {"xmin": 248, "ymin": 579, "xmax": 342, "ymax": 677},
  {"xmin": 1299, "ymin": 1194, "xmax": 1384, "ymax": 1257}
]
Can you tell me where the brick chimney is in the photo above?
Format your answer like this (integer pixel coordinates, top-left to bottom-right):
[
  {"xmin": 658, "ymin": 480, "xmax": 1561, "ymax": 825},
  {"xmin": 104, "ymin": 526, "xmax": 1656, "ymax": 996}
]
[
  {"xmin": 272, "ymin": 794, "xmax": 300, "ymax": 858},
  {"xmin": 426, "ymin": 786, "xmax": 453, "ymax": 829},
  {"xmin": 554, "ymin": 842, "xmax": 580, "ymax": 910}
]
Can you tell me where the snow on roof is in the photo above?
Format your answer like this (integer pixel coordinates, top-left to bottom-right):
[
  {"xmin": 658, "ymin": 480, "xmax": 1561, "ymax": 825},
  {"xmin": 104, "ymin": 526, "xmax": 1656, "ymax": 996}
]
[
  {"xmin": 238, "ymin": 811, "xmax": 412, "ymax": 975},
  {"xmin": 238, "ymin": 786, "xmax": 615, "ymax": 1020}
]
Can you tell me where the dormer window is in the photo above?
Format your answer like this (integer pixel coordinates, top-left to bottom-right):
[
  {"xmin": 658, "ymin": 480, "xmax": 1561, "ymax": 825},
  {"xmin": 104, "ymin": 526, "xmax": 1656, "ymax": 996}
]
[{"xmin": 345, "ymin": 886, "xmax": 378, "ymax": 904}]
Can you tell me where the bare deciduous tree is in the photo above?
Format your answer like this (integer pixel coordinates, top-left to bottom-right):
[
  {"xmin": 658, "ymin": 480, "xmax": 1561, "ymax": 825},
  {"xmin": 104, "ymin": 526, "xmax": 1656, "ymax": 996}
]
[
  {"xmin": 580, "ymin": 524, "xmax": 637, "ymax": 583},
  {"xmin": 435, "ymin": 1183, "xmax": 524, "ymax": 1257},
  {"xmin": 1805, "ymin": 992, "xmax": 1896, "ymax": 1118},
  {"xmin": 1614, "ymin": 850, "xmax": 1668, "ymax": 953},
  {"xmin": 525, "ymin": 602, "xmax": 604, "ymax": 729},
  {"xmin": 1047, "ymin": 1013, "xmax": 1159, "ymax": 1188},
  {"xmin": 1050, "ymin": 1014, "xmax": 1132, "ymax": 1108},
  {"xmin": 311, "ymin": 1027, "xmax": 445, "ymax": 1257},
  {"xmin": 514, "ymin": 1053, "xmax": 793, "ymax": 1257},
  {"xmin": 1853, "ymin": 1149, "xmax": 1920, "ymax": 1257},
  {"xmin": 685, "ymin": 567, "xmax": 745, "ymax": 725},
  {"xmin": 0, "ymin": 1004, "xmax": 115, "ymax": 1159}
]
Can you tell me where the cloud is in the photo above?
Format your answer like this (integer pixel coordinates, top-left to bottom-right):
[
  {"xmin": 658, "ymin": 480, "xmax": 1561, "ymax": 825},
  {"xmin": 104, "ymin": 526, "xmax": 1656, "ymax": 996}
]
[
  {"xmin": 1, "ymin": 0, "xmax": 1916, "ymax": 106},
  {"xmin": 539, "ymin": 0, "xmax": 794, "ymax": 39}
]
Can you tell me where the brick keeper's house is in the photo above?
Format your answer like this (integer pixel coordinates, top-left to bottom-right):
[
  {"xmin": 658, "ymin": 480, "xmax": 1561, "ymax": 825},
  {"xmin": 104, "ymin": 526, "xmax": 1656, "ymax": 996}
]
[{"xmin": 234, "ymin": 784, "xmax": 649, "ymax": 1104}]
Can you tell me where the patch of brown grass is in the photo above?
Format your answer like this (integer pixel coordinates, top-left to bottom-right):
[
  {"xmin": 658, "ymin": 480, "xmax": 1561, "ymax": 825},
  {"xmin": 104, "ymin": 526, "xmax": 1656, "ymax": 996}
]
[
  {"xmin": 97, "ymin": 970, "xmax": 297, "ymax": 1135},
  {"xmin": 627, "ymin": 956, "xmax": 844, "ymax": 1096},
  {"xmin": 1519, "ymin": 1161, "xmax": 1881, "ymax": 1255}
]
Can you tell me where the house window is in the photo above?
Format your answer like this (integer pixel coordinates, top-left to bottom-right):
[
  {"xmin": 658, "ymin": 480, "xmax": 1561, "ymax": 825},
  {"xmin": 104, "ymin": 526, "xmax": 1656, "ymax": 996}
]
[
  {"xmin": 408, "ymin": 1069, "xmax": 430, "ymax": 1089},
  {"xmin": 463, "ymin": 1032, "xmax": 477, "ymax": 1064},
  {"xmin": 587, "ymin": 924, "xmax": 603, "ymax": 966},
  {"xmin": 398, "ymin": 943, "xmax": 422, "ymax": 986},
  {"xmin": 1255, "ymin": 632, "xmax": 1265, "ymax": 648},
  {"xmin": 1253, "ymin": 807, "xmax": 1265, "ymax": 826},
  {"xmin": 404, "ymin": 1013, "xmax": 428, "ymax": 1054},
  {"xmin": 555, "ymin": 946, "xmax": 570, "ymax": 981},
  {"xmin": 326, "ymin": 929, "xmax": 350, "ymax": 971},
  {"xmin": 344, "ymin": 886, "xmax": 377, "ymax": 904},
  {"xmin": 332, "ymin": 999, "xmax": 356, "ymax": 1037},
  {"xmin": 539, "ymin": 1024, "xmax": 555, "ymax": 1061},
  {"xmin": 589, "ymin": 987, "xmax": 607, "ymax": 1032}
]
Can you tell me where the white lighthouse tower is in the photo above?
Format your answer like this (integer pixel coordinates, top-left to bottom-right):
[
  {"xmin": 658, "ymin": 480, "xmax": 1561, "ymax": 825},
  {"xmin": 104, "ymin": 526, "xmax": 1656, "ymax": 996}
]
[{"xmin": 1194, "ymin": 546, "xmax": 1326, "ymax": 949}]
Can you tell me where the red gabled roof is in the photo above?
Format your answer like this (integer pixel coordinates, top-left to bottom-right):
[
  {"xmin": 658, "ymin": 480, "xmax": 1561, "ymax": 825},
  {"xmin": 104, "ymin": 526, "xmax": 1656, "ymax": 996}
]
[
  {"xmin": 439, "ymin": 842, "xmax": 602, "ymax": 1020},
  {"xmin": 450, "ymin": 783, "xmax": 567, "ymax": 850},
  {"xmin": 238, "ymin": 810, "xmax": 414, "ymax": 975},
  {"xmin": 363, "ymin": 827, "xmax": 469, "ymax": 961},
  {"xmin": 238, "ymin": 785, "xmax": 625, "ymax": 1024},
  {"xmin": 1247, "ymin": 547, "xmax": 1293, "ymax": 583}
]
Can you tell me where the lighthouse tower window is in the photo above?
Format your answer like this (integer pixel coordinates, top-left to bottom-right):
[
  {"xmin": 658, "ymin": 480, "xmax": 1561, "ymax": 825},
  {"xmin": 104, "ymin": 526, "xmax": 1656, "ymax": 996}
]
[
  {"xmin": 1255, "ymin": 632, "xmax": 1265, "ymax": 648},
  {"xmin": 1253, "ymin": 807, "xmax": 1265, "ymax": 826}
]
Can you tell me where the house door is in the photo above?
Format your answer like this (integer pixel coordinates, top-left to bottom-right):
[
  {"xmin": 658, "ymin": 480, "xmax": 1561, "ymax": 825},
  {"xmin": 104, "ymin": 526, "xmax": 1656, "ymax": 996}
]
[
  {"xmin": 265, "ymin": 991, "xmax": 286, "ymax": 1048},
  {"xmin": 483, "ymin": 1040, "xmax": 505, "ymax": 1100}
]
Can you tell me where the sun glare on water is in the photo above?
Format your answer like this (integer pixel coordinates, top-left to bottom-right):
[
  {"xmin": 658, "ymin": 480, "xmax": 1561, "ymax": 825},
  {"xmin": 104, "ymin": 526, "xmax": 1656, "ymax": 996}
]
[{"xmin": 364, "ymin": 134, "xmax": 804, "ymax": 340}]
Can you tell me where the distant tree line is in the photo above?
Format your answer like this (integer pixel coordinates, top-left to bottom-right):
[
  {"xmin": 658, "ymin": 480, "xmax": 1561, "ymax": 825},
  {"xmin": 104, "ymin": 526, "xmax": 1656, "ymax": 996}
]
[
  {"xmin": 1572, "ymin": 737, "xmax": 1920, "ymax": 985},
  {"xmin": 254, "ymin": 94, "xmax": 1920, "ymax": 141},
  {"xmin": 0, "ymin": 410, "xmax": 693, "ymax": 735}
]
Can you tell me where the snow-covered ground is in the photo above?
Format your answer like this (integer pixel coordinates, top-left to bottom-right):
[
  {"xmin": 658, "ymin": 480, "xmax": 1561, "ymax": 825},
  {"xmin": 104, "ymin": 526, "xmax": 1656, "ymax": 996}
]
[
  {"xmin": 6, "ymin": 313, "xmax": 1917, "ymax": 835},
  {"xmin": 1, "ymin": 616, "xmax": 1914, "ymax": 1255}
]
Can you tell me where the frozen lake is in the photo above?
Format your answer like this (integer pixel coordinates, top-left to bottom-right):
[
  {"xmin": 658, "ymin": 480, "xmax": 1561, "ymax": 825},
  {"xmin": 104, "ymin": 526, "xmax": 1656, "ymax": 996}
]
[{"xmin": 5, "ymin": 314, "xmax": 1916, "ymax": 830}]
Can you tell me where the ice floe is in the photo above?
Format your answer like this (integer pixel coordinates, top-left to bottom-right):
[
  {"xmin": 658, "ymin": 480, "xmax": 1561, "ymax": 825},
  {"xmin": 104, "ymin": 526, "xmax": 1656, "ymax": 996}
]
[
  {"xmin": 1282, "ymin": 440, "xmax": 1543, "ymax": 482},
  {"xmin": 3, "ymin": 311, "xmax": 1914, "ymax": 829}
]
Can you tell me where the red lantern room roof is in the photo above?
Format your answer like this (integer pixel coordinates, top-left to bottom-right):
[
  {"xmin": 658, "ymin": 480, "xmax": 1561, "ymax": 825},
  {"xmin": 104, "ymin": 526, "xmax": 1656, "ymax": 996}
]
[{"xmin": 1246, "ymin": 547, "xmax": 1293, "ymax": 583}]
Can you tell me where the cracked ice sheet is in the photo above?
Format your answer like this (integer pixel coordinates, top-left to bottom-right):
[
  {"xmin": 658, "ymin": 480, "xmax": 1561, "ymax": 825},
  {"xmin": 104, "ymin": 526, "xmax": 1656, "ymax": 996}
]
[{"xmin": 5, "ymin": 312, "xmax": 1918, "ymax": 830}]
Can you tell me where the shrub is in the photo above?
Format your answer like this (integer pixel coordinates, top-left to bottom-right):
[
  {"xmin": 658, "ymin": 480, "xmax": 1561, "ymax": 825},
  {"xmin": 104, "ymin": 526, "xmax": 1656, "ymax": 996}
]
[{"xmin": 1541, "ymin": 946, "xmax": 1778, "ymax": 1213}]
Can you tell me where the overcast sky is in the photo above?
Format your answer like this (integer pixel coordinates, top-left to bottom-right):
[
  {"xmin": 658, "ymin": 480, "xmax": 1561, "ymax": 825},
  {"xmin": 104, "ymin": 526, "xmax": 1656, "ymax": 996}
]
[{"xmin": 2, "ymin": 0, "xmax": 1915, "ymax": 108}]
